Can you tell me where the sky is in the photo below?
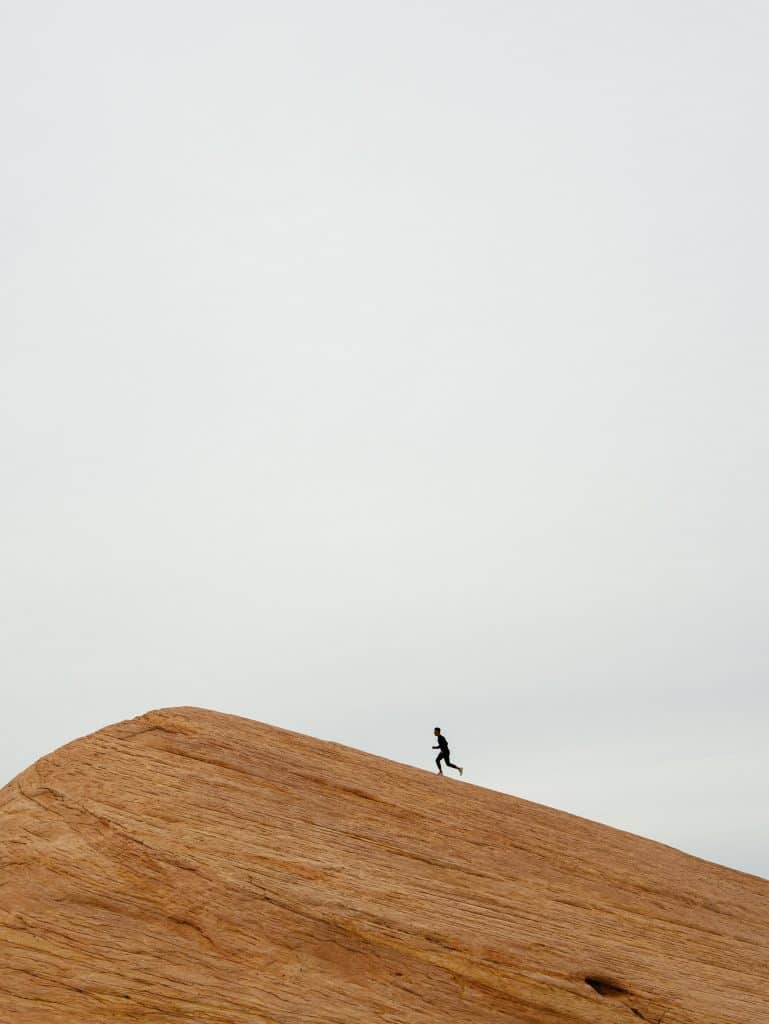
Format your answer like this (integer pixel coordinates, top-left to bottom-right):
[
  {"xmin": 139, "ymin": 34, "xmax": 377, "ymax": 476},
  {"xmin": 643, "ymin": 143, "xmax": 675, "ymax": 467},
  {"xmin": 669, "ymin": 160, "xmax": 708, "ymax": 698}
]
[{"xmin": 2, "ymin": 2, "xmax": 768, "ymax": 879}]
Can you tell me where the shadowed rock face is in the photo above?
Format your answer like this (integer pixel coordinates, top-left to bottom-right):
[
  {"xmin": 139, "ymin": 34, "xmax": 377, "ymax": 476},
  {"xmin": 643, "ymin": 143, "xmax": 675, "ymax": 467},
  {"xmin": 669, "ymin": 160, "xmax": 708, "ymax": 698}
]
[{"xmin": 1, "ymin": 708, "xmax": 768, "ymax": 1023}]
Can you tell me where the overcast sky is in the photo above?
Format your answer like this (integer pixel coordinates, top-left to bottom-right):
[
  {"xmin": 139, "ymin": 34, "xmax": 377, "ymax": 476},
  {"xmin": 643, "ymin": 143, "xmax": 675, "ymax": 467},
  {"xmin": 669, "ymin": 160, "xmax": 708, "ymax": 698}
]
[{"xmin": 3, "ymin": 2, "xmax": 768, "ymax": 879}]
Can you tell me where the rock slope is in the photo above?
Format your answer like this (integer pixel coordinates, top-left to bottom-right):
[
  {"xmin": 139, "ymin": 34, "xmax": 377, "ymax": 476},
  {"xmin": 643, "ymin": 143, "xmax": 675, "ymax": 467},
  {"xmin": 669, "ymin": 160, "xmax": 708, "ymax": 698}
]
[{"xmin": 1, "ymin": 707, "xmax": 768, "ymax": 1023}]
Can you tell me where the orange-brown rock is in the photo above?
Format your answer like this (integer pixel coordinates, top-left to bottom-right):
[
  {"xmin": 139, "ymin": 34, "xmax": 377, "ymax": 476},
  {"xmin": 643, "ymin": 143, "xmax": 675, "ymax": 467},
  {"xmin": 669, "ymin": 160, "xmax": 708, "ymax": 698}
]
[{"xmin": 1, "ymin": 707, "xmax": 768, "ymax": 1023}]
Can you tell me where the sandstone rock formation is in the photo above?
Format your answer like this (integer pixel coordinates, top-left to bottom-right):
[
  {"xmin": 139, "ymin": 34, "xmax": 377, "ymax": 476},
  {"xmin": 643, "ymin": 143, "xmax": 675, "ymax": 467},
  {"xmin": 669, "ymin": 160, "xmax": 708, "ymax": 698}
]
[{"xmin": 1, "ymin": 707, "xmax": 768, "ymax": 1023}]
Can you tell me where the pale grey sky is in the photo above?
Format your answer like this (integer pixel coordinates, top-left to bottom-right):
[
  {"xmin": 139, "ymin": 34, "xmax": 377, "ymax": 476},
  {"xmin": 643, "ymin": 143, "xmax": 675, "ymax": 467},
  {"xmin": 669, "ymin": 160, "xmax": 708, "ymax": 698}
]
[{"xmin": 3, "ymin": 2, "xmax": 768, "ymax": 878}]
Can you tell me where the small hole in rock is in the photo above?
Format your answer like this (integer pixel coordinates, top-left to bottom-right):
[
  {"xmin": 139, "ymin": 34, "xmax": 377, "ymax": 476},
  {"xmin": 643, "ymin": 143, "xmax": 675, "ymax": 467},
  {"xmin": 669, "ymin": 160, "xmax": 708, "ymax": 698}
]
[{"xmin": 585, "ymin": 977, "xmax": 628, "ymax": 998}]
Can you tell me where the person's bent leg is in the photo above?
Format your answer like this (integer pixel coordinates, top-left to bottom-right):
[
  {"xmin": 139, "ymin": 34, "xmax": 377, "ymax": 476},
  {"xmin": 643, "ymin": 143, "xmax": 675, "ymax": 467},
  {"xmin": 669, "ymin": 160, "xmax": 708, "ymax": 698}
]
[{"xmin": 436, "ymin": 753, "xmax": 445, "ymax": 774}]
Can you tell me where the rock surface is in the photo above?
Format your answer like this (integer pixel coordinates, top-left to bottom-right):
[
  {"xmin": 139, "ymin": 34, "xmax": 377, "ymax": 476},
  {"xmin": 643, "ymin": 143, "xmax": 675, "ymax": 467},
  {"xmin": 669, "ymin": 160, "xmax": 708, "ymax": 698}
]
[{"xmin": 1, "ymin": 707, "xmax": 768, "ymax": 1023}]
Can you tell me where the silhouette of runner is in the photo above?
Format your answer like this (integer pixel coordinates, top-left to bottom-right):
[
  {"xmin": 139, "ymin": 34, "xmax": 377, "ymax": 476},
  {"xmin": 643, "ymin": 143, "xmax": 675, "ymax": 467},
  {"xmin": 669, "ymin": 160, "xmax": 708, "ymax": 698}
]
[{"xmin": 433, "ymin": 727, "xmax": 463, "ymax": 776}]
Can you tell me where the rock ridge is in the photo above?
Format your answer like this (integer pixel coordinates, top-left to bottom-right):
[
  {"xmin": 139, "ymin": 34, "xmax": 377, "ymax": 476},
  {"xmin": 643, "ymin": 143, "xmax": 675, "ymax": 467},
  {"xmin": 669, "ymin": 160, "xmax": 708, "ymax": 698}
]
[{"xmin": 1, "ymin": 706, "xmax": 768, "ymax": 1022}]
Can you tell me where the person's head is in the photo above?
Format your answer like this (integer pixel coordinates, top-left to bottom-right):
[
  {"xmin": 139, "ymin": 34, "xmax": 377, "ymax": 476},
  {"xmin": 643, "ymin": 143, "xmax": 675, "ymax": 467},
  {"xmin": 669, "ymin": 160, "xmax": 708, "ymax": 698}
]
[{"xmin": 434, "ymin": 727, "xmax": 441, "ymax": 736}]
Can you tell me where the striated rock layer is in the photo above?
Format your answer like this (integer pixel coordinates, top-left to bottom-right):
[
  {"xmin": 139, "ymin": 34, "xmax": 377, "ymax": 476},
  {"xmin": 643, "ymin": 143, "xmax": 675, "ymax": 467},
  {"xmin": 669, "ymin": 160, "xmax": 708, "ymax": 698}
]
[{"xmin": 1, "ymin": 707, "xmax": 768, "ymax": 1023}]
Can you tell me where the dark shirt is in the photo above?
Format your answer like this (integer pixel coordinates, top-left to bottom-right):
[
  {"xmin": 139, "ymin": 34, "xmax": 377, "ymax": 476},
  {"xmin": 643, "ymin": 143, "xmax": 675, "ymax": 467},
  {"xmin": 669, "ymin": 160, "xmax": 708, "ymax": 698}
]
[{"xmin": 436, "ymin": 734, "xmax": 449, "ymax": 754}]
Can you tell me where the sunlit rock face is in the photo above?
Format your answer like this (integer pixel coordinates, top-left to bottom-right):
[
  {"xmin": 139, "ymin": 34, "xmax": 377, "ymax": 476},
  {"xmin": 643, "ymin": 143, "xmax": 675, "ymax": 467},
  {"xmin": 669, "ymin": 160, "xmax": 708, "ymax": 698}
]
[{"xmin": 2, "ymin": 706, "xmax": 768, "ymax": 1023}]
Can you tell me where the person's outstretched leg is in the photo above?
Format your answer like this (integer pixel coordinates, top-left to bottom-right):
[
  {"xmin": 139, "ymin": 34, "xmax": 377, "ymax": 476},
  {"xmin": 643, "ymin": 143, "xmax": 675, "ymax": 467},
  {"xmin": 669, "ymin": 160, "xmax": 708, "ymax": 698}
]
[{"xmin": 446, "ymin": 756, "xmax": 463, "ymax": 777}]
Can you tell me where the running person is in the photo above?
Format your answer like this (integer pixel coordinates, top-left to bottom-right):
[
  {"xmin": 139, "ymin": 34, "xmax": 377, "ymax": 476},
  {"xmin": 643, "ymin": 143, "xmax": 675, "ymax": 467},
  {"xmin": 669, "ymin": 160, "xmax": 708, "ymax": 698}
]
[{"xmin": 433, "ymin": 727, "xmax": 463, "ymax": 776}]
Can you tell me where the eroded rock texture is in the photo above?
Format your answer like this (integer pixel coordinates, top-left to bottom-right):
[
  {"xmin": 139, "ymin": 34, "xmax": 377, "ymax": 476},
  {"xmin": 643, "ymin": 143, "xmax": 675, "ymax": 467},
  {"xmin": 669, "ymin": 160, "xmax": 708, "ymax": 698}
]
[{"xmin": 1, "ymin": 707, "xmax": 768, "ymax": 1022}]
